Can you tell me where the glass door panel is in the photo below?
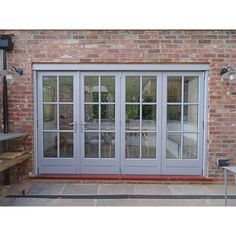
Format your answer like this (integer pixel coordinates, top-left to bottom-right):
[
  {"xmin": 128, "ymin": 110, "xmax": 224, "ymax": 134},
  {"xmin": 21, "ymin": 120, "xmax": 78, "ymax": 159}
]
[
  {"xmin": 121, "ymin": 73, "xmax": 161, "ymax": 174},
  {"xmin": 80, "ymin": 73, "xmax": 119, "ymax": 174},
  {"xmin": 38, "ymin": 72, "xmax": 77, "ymax": 174},
  {"xmin": 163, "ymin": 72, "xmax": 203, "ymax": 175}
]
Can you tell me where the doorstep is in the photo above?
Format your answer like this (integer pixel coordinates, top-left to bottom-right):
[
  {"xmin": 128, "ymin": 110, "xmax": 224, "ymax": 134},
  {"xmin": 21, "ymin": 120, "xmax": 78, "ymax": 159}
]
[{"xmin": 29, "ymin": 174, "xmax": 218, "ymax": 184}]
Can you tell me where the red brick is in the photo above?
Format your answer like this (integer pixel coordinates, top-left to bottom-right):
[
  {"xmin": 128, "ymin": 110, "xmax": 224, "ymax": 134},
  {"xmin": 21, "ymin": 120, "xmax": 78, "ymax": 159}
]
[{"xmin": 1, "ymin": 29, "xmax": 236, "ymax": 181}]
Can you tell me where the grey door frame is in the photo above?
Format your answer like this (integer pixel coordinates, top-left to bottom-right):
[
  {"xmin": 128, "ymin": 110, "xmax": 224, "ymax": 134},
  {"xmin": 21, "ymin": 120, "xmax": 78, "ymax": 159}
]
[
  {"xmin": 37, "ymin": 71, "xmax": 79, "ymax": 174},
  {"xmin": 120, "ymin": 72, "xmax": 162, "ymax": 174},
  {"xmin": 34, "ymin": 64, "xmax": 209, "ymax": 176},
  {"xmin": 162, "ymin": 72, "xmax": 205, "ymax": 175},
  {"xmin": 79, "ymin": 72, "xmax": 121, "ymax": 174}
]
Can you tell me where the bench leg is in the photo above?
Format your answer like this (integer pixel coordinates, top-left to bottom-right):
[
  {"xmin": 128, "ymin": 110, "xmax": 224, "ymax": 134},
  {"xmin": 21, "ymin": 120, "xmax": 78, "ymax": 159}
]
[{"xmin": 3, "ymin": 169, "xmax": 10, "ymax": 185}]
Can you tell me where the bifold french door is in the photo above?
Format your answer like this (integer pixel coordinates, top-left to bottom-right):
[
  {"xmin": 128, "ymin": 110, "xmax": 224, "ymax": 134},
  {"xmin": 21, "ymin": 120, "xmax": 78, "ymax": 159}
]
[
  {"xmin": 80, "ymin": 72, "xmax": 120, "ymax": 174},
  {"xmin": 37, "ymin": 72, "xmax": 78, "ymax": 173},
  {"xmin": 37, "ymin": 70, "xmax": 205, "ymax": 175}
]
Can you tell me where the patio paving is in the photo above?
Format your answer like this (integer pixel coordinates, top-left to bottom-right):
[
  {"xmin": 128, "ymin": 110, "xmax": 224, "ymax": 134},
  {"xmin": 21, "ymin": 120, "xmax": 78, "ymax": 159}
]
[{"xmin": 1, "ymin": 180, "xmax": 236, "ymax": 206}]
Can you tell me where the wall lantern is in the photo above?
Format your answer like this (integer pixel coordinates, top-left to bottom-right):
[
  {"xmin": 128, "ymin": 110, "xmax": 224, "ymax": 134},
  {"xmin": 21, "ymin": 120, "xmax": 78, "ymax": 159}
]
[
  {"xmin": 0, "ymin": 66, "xmax": 23, "ymax": 80},
  {"xmin": 220, "ymin": 66, "xmax": 236, "ymax": 94},
  {"xmin": 220, "ymin": 66, "xmax": 236, "ymax": 81}
]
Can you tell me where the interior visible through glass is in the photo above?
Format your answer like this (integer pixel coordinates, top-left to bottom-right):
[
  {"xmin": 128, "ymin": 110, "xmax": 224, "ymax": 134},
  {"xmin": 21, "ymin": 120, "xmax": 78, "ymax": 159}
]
[
  {"xmin": 125, "ymin": 133, "xmax": 140, "ymax": 158},
  {"xmin": 142, "ymin": 76, "xmax": 156, "ymax": 102},
  {"xmin": 167, "ymin": 76, "xmax": 182, "ymax": 103},
  {"xmin": 43, "ymin": 132, "xmax": 57, "ymax": 158},
  {"xmin": 59, "ymin": 76, "xmax": 73, "ymax": 102},
  {"xmin": 126, "ymin": 76, "xmax": 140, "ymax": 102},
  {"xmin": 166, "ymin": 133, "xmax": 181, "ymax": 159},
  {"xmin": 84, "ymin": 76, "xmax": 99, "ymax": 102}
]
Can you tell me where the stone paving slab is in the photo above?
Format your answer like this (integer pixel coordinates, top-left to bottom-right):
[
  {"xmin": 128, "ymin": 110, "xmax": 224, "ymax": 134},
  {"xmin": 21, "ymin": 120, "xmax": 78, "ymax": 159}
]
[
  {"xmin": 51, "ymin": 199, "xmax": 96, "ymax": 206},
  {"xmin": 6, "ymin": 198, "xmax": 55, "ymax": 206},
  {"xmin": 62, "ymin": 184, "xmax": 99, "ymax": 195},
  {"xmin": 27, "ymin": 183, "xmax": 66, "ymax": 195},
  {"xmin": 1, "ymin": 181, "xmax": 236, "ymax": 206},
  {"xmin": 98, "ymin": 184, "xmax": 135, "ymax": 195},
  {"xmin": 134, "ymin": 184, "xmax": 172, "ymax": 195}
]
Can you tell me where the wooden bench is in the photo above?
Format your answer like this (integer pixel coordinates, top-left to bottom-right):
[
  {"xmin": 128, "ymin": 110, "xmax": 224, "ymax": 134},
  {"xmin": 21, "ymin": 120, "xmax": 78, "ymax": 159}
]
[{"xmin": 0, "ymin": 152, "xmax": 31, "ymax": 185}]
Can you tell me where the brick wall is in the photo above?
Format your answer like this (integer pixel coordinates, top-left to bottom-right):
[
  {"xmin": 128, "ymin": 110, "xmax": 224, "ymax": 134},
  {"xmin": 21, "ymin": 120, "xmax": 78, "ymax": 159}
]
[{"xmin": 0, "ymin": 30, "xmax": 236, "ymax": 181}]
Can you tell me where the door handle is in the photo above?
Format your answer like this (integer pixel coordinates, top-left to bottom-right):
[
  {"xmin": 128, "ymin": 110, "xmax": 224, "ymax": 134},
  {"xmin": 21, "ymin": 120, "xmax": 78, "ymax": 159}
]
[{"xmin": 68, "ymin": 122, "xmax": 77, "ymax": 132}]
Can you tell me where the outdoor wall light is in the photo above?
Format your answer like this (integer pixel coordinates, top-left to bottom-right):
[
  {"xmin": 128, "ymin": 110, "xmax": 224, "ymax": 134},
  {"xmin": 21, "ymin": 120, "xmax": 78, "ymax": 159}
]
[
  {"xmin": 220, "ymin": 66, "xmax": 236, "ymax": 81},
  {"xmin": 0, "ymin": 66, "xmax": 23, "ymax": 80}
]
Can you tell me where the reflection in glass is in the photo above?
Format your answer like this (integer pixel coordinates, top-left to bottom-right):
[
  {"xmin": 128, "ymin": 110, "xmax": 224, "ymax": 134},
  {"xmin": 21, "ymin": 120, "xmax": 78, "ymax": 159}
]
[
  {"xmin": 43, "ymin": 76, "xmax": 57, "ymax": 102},
  {"xmin": 84, "ymin": 76, "xmax": 99, "ymax": 102},
  {"xmin": 167, "ymin": 76, "xmax": 182, "ymax": 103},
  {"xmin": 101, "ymin": 132, "xmax": 115, "ymax": 158},
  {"xmin": 184, "ymin": 105, "xmax": 198, "ymax": 131},
  {"xmin": 85, "ymin": 104, "xmax": 99, "ymax": 130},
  {"xmin": 142, "ymin": 76, "xmax": 156, "ymax": 102},
  {"xmin": 101, "ymin": 105, "xmax": 115, "ymax": 130},
  {"xmin": 59, "ymin": 76, "xmax": 73, "ymax": 102},
  {"xmin": 59, "ymin": 105, "xmax": 73, "ymax": 130},
  {"xmin": 126, "ymin": 105, "xmax": 140, "ymax": 130},
  {"xmin": 126, "ymin": 76, "xmax": 140, "ymax": 102},
  {"xmin": 101, "ymin": 76, "xmax": 115, "ymax": 102},
  {"xmin": 142, "ymin": 105, "xmax": 156, "ymax": 130},
  {"xmin": 85, "ymin": 132, "xmax": 99, "ymax": 158},
  {"xmin": 43, "ymin": 104, "xmax": 57, "ymax": 130},
  {"xmin": 59, "ymin": 132, "xmax": 73, "ymax": 158},
  {"xmin": 43, "ymin": 132, "xmax": 57, "ymax": 158},
  {"xmin": 166, "ymin": 133, "xmax": 181, "ymax": 159},
  {"xmin": 125, "ymin": 133, "xmax": 140, "ymax": 158},
  {"xmin": 167, "ymin": 105, "xmax": 181, "ymax": 131},
  {"xmin": 184, "ymin": 76, "xmax": 198, "ymax": 103},
  {"xmin": 183, "ymin": 133, "xmax": 197, "ymax": 159},
  {"xmin": 141, "ymin": 133, "xmax": 156, "ymax": 159}
]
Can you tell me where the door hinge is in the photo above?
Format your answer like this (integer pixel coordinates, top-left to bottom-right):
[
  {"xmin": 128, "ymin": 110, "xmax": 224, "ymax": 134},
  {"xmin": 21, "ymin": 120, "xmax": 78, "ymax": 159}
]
[{"xmin": 202, "ymin": 121, "xmax": 204, "ymax": 129}]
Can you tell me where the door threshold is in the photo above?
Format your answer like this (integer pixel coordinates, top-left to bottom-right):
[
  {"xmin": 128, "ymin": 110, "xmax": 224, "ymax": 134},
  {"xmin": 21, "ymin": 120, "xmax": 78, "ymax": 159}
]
[{"xmin": 30, "ymin": 174, "xmax": 217, "ymax": 184}]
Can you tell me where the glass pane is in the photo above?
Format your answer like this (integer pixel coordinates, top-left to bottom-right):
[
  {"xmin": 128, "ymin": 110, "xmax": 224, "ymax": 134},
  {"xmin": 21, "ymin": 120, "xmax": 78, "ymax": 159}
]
[
  {"xmin": 43, "ymin": 132, "xmax": 57, "ymax": 158},
  {"xmin": 101, "ymin": 105, "xmax": 115, "ymax": 130},
  {"xmin": 101, "ymin": 132, "xmax": 115, "ymax": 158},
  {"xmin": 125, "ymin": 133, "xmax": 140, "ymax": 159},
  {"xmin": 142, "ymin": 76, "xmax": 156, "ymax": 102},
  {"xmin": 126, "ymin": 76, "xmax": 140, "ymax": 102},
  {"xmin": 141, "ymin": 133, "xmax": 156, "ymax": 159},
  {"xmin": 126, "ymin": 105, "xmax": 140, "ymax": 130},
  {"xmin": 85, "ymin": 76, "xmax": 99, "ymax": 102},
  {"xmin": 59, "ymin": 132, "xmax": 73, "ymax": 158},
  {"xmin": 85, "ymin": 104, "xmax": 99, "ymax": 130},
  {"xmin": 166, "ymin": 133, "xmax": 181, "ymax": 159},
  {"xmin": 183, "ymin": 133, "xmax": 197, "ymax": 159},
  {"xmin": 59, "ymin": 76, "xmax": 73, "ymax": 102},
  {"xmin": 59, "ymin": 105, "xmax": 73, "ymax": 130},
  {"xmin": 142, "ymin": 105, "xmax": 156, "ymax": 130},
  {"xmin": 101, "ymin": 76, "xmax": 115, "ymax": 102},
  {"xmin": 43, "ymin": 104, "xmax": 57, "ymax": 130},
  {"xmin": 167, "ymin": 105, "xmax": 181, "ymax": 131},
  {"xmin": 184, "ymin": 76, "xmax": 198, "ymax": 103},
  {"xmin": 85, "ymin": 132, "xmax": 99, "ymax": 158},
  {"xmin": 184, "ymin": 105, "xmax": 198, "ymax": 131},
  {"xmin": 43, "ymin": 76, "xmax": 57, "ymax": 102},
  {"xmin": 167, "ymin": 76, "xmax": 182, "ymax": 103}
]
